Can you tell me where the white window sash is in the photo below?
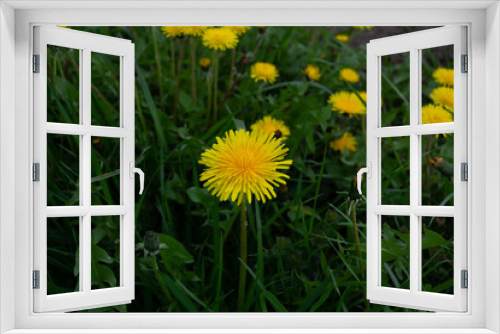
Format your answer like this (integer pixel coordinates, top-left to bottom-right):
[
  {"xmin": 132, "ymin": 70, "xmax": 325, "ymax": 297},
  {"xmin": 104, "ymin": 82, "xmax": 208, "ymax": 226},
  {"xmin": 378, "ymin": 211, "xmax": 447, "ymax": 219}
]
[
  {"xmin": 33, "ymin": 26, "xmax": 136, "ymax": 313},
  {"xmin": 366, "ymin": 26, "xmax": 467, "ymax": 312}
]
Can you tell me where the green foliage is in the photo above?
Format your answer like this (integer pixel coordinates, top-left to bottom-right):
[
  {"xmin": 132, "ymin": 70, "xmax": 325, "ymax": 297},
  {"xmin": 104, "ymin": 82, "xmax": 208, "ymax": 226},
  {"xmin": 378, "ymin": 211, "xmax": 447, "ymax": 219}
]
[{"xmin": 46, "ymin": 26, "xmax": 455, "ymax": 312}]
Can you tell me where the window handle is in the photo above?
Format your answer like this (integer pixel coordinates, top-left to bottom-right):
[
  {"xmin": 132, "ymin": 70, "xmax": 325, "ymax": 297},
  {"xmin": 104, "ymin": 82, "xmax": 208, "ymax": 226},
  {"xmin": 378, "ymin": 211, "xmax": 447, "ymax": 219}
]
[
  {"xmin": 129, "ymin": 162, "xmax": 145, "ymax": 195},
  {"xmin": 356, "ymin": 162, "xmax": 371, "ymax": 195}
]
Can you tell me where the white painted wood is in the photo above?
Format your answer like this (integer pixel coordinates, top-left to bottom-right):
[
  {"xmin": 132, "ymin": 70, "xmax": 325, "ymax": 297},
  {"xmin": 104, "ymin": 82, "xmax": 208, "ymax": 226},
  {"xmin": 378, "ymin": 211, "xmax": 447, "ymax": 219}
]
[
  {"xmin": 366, "ymin": 26, "xmax": 467, "ymax": 312},
  {"xmin": 33, "ymin": 26, "xmax": 135, "ymax": 313},
  {"xmin": 8, "ymin": 5, "xmax": 489, "ymax": 333},
  {"xmin": 0, "ymin": 2, "xmax": 17, "ymax": 333}
]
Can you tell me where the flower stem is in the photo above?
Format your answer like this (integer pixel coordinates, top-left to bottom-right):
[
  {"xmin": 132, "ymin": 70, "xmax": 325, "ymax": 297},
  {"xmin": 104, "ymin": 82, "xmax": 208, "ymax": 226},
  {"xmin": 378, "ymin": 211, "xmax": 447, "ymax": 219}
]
[
  {"xmin": 425, "ymin": 136, "xmax": 433, "ymax": 205},
  {"xmin": 206, "ymin": 73, "xmax": 212, "ymax": 124},
  {"xmin": 229, "ymin": 47, "xmax": 236, "ymax": 88},
  {"xmin": 151, "ymin": 27, "xmax": 164, "ymax": 112},
  {"xmin": 237, "ymin": 201, "xmax": 247, "ymax": 312},
  {"xmin": 173, "ymin": 38, "xmax": 184, "ymax": 125},
  {"xmin": 169, "ymin": 38, "xmax": 176, "ymax": 78},
  {"xmin": 190, "ymin": 37, "xmax": 197, "ymax": 105},
  {"xmin": 351, "ymin": 202, "xmax": 364, "ymax": 278},
  {"xmin": 212, "ymin": 51, "xmax": 220, "ymax": 122}
]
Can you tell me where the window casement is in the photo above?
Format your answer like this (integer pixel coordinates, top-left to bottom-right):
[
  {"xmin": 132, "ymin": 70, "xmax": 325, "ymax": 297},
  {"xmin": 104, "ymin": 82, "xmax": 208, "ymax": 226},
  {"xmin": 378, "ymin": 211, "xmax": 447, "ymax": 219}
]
[
  {"xmin": 361, "ymin": 26, "xmax": 467, "ymax": 312},
  {"xmin": 33, "ymin": 26, "xmax": 141, "ymax": 312}
]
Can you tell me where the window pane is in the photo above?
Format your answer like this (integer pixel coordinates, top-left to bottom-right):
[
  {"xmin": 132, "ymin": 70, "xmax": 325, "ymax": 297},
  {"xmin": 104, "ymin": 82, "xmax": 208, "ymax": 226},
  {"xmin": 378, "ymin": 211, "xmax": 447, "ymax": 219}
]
[
  {"xmin": 91, "ymin": 137, "xmax": 120, "ymax": 205},
  {"xmin": 91, "ymin": 52, "xmax": 120, "ymax": 127},
  {"xmin": 381, "ymin": 136, "xmax": 410, "ymax": 205},
  {"xmin": 421, "ymin": 216, "xmax": 453, "ymax": 294},
  {"xmin": 47, "ymin": 217, "xmax": 79, "ymax": 295},
  {"xmin": 381, "ymin": 215, "xmax": 410, "ymax": 290},
  {"xmin": 381, "ymin": 52, "xmax": 410, "ymax": 127},
  {"xmin": 421, "ymin": 45, "xmax": 454, "ymax": 125},
  {"xmin": 47, "ymin": 134, "xmax": 79, "ymax": 206},
  {"xmin": 91, "ymin": 216, "xmax": 120, "ymax": 290},
  {"xmin": 47, "ymin": 45, "xmax": 80, "ymax": 124},
  {"xmin": 421, "ymin": 134, "xmax": 454, "ymax": 206}
]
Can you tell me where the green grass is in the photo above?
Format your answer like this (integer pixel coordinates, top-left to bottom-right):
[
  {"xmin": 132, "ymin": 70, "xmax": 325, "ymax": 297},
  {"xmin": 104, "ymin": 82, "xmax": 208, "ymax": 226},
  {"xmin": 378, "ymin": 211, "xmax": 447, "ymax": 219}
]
[{"xmin": 45, "ymin": 26, "xmax": 455, "ymax": 312}]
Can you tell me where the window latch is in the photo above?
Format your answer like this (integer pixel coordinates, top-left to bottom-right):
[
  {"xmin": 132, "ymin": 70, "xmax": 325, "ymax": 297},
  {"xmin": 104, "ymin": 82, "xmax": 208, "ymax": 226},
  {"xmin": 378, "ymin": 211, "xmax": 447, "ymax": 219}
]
[
  {"xmin": 356, "ymin": 162, "xmax": 372, "ymax": 195},
  {"xmin": 129, "ymin": 162, "xmax": 145, "ymax": 195}
]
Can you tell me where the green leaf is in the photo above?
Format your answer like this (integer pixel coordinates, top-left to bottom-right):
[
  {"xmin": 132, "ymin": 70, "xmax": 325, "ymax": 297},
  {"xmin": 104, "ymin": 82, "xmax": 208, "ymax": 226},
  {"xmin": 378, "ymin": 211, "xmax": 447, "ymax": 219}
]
[{"xmin": 186, "ymin": 186, "xmax": 216, "ymax": 208}]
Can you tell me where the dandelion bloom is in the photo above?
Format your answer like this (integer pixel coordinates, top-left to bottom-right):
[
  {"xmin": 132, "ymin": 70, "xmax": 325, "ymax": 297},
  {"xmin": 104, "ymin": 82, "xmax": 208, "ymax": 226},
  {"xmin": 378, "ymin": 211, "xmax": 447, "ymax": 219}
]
[
  {"xmin": 335, "ymin": 34, "xmax": 349, "ymax": 42},
  {"xmin": 202, "ymin": 27, "xmax": 239, "ymax": 51},
  {"xmin": 199, "ymin": 129, "xmax": 293, "ymax": 205},
  {"xmin": 251, "ymin": 116, "xmax": 291, "ymax": 140},
  {"xmin": 339, "ymin": 68, "xmax": 360, "ymax": 83},
  {"xmin": 327, "ymin": 91, "xmax": 366, "ymax": 116},
  {"xmin": 433, "ymin": 68, "xmax": 454, "ymax": 86},
  {"xmin": 422, "ymin": 104, "xmax": 453, "ymax": 124},
  {"xmin": 199, "ymin": 58, "xmax": 211, "ymax": 69},
  {"xmin": 430, "ymin": 86, "xmax": 454, "ymax": 110},
  {"xmin": 250, "ymin": 62, "xmax": 279, "ymax": 84},
  {"xmin": 161, "ymin": 26, "xmax": 184, "ymax": 38},
  {"xmin": 224, "ymin": 26, "xmax": 251, "ymax": 36},
  {"xmin": 329, "ymin": 132, "xmax": 358, "ymax": 154},
  {"xmin": 181, "ymin": 26, "xmax": 210, "ymax": 37},
  {"xmin": 303, "ymin": 64, "xmax": 321, "ymax": 81}
]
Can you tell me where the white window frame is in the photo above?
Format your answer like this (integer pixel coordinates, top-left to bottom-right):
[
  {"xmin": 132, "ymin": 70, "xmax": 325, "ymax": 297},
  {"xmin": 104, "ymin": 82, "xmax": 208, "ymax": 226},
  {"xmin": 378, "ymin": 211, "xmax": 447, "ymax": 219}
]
[{"xmin": 0, "ymin": 1, "xmax": 499, "ymax": 333}]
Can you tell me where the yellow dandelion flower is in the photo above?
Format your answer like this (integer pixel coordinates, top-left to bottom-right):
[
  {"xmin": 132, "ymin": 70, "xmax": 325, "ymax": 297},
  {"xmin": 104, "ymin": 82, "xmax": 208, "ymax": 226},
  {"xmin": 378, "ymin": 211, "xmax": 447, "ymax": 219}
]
[
  {"xmin": 199, "ymin": 129, "xmax": 293, "ymax": 205},
  {"xmin": 161, "ymin": 26, "xmax": 184, "ymax": 38},
  {"xmin": 421, "ymin": 104, "xmax": 453, "ymax": 125},
  {"xmin": 303, "ymin": 64, "xmax": 321, "ymax": 81},
  {"xmin": 202, "ymin": 27, "xmax": 239, "ymax": 51},
  {"xmin": 329, "ymin": 132, "xmax": 358, "ymax": 154},
  {"xmin": 250, "ymin": 62, "xmax": 279, "ymax": 84},
  {"xmin": 224, "ymin": 26, "xmax": 251, "ymax": 36},
  {"xmin": 353, "ymin": 26, "xmax": 374, "ymax": 30},
  {"xmin": 327, "ymin": 91, "xmax": 366, "ymax": 116},
  {"xmin": 430, "ymin": 86, "xmax": 454, "ymax": 110},
  {"xmin": 199, "ymin": 58, "xmax": 211, "ymax": 69},
  {"xmin": 432, "ymin": 68, "xmax": 454, "ymax": 87},
  {"xmin": 251, "ymin": 116, "xmax": 291, "ymax": 140},
  {"xmin": 181, "ymin": 26, "xmax": 210, "ymax": 37},
  {"xmin": 335, "ymin": 34, "xmax": 349, "ymax": 42},
  {"xmin": 58, "ymin": 26, "xmax": 71, "ymax": 29},
  {"xmin": 339, "ymin": 68, "xmax": 360, "ymax": 83}
]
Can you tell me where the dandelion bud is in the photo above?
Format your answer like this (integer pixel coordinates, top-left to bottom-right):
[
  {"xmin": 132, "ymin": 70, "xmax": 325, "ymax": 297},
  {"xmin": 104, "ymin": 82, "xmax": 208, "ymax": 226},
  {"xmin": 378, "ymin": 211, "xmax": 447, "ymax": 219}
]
[
  {"xmin": 144, "ymin": 231, "xmax": 160, "ymax": 252},
  {"xmin": 429, "ymin": 157, "xmax": 454, "ymax": 178}
]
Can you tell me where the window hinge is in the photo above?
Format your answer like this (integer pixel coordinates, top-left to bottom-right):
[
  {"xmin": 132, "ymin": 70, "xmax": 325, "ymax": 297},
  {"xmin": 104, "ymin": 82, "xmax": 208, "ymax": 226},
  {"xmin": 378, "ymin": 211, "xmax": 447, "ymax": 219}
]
[
  {"xmin": 461, "ymin": 54, "xmax": 468, "ymax": 73},
  {"xmin": 33, "ymin": 163, "xmax": 40, "ymax": 182},
  {"xmin": 461, "ymin": 270, "xmax": 468, "ymax": 289},
  {"xmin": 33, "ymin": 54, "xmax": 40, "ymax": 73},
  {"xmin": 461, "ymin": 162, "xmax": 468, "ymax": 181},
  {"xmin": 33, "ymin": 270, "xmax": 40, "ymax": 289}
]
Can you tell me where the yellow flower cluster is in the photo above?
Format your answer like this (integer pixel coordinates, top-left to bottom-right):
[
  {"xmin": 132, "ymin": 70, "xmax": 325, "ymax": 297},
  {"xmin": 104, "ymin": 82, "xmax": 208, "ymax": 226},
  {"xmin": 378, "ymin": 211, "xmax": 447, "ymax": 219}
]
[
  {"xmin": 339, "ymin": 68, "xmax": 360, "ymax": 83},
  {"xmin": 199, "ymin": 58, "xmax": 211, "ymax": 69},
  {"xmin": 202, "ymin": 27, "xmax": 239, "ymax": 51},
  {"xmin": 199, "ymin": 129, "xmax": 293, "ymax": 205},
  {"xmin": 327, "ymin": 91, "xmax": 367, "ymax": 116},
  {"xmin": 422, "ymin": 104, "xmax": 453, "ymax": 129},
  {"xmin": 433, "ymin": 68, "xmax": 454, "ymax": 87},
  {"xmin": 335, "ymin": 34, "xmax": 349, "ymax": 43},
  {"xmin": 251, "ymin": 116, "xmax": 291, "ymax": 140},
  {"xmin": 330, "ymin": 132, "xmax": 358, "ymax": 154},
  {"xmin": 161, "ymin": 26, "xmax": 184, "ymax": 38},
  {"xmin": 303, "ymin": 64, "xmax": 321, "ymax": 81},
  {"xmin": 251, "ymin": 62, "xmax": 280, "ymax": 84},
  {"xmin": 224, "ymin": 26, "xmax": 251, "ymax": 36}
]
